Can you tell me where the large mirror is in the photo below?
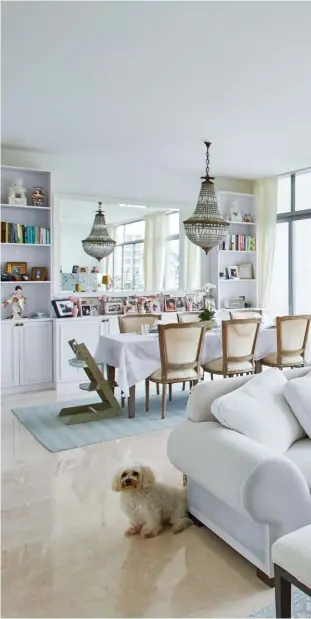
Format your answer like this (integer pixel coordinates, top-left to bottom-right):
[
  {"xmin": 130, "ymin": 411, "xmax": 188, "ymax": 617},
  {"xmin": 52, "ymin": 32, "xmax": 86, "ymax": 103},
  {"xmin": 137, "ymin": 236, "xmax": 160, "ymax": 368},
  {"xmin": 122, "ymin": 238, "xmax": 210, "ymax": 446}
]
[{"xmin": 55, "ymin": 196, "xmax": 180, "ymax": 293}]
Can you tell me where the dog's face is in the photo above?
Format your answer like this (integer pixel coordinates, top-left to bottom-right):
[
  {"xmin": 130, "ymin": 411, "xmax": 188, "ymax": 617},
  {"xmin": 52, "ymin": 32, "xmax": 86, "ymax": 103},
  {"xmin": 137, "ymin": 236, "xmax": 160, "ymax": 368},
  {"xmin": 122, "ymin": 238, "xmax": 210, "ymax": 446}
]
[{"xmin": 112, "ymin": 464, "xmax": 155, "ymax": 492}]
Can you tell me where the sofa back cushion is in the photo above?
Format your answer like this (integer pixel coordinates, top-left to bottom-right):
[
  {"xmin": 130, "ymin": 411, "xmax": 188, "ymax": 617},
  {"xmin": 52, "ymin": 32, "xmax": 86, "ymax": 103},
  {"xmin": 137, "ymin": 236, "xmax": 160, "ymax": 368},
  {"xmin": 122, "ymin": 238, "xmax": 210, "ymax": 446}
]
[
  {"xmin": 210, "ymin": 368, "xmax": 306, "ymax": 453},
  {"xmin": 284, "ymin": 371, "xmax": 311, "ymax": 438}
]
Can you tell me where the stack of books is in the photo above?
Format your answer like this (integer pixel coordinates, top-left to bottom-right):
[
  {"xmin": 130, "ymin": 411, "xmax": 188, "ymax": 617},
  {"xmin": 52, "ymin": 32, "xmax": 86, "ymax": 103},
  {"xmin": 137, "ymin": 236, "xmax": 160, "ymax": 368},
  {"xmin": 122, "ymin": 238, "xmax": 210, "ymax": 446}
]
[
  {"xmin": 220, "ymin": 234, "xmax": 256, "ymax": 251},
  {"xmin": 1, "ymin": 222, "xmax": 51, "ymax": 244}
]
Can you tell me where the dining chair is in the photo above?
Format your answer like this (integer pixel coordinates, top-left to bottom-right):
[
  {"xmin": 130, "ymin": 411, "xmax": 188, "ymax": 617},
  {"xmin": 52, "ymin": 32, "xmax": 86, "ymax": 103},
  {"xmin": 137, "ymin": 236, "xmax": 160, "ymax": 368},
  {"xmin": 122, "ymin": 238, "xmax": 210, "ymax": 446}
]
[
  {"xmin": 145, "ymin": 323, "xmax": 206, "ymax": 419},
  {"xmin": 261, "ymin": 314, "xmax": 311, "ymax": 370},
  {"xmin": 202, "ymin": 318, "xmax": 261, "ymax": 379},
  {"xmin": 177, "ymin": 312, "xmax": 200, "ymax": 323},
  {"xmin": 118, "ymin": 313, "xmax": 161, "ymax": 333},
  {"xmin": 229, "ymin": 309, "xmax": 263, "ymax": 319}
]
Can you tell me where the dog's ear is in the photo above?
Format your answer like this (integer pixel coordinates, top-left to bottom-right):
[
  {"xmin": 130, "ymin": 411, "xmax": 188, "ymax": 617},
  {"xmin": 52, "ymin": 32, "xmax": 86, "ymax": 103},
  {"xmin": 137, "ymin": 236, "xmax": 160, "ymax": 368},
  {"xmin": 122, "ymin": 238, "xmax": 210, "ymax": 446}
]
[
  {"xmin": 141, "ymin": 465, "xmax": 156, "ymax": 488},
  {"xmin": 111, "ymin": 470, "xmax": 122, "ymax": 492}
]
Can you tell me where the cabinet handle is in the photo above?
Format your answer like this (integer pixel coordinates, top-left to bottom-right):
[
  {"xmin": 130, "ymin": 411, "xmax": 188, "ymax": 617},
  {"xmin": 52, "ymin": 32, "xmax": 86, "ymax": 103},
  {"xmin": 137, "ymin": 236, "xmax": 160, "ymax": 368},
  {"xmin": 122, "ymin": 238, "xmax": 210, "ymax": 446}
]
[{"xmin": 15, "ymin": 322, "xmax": 24, "ymax": 327}]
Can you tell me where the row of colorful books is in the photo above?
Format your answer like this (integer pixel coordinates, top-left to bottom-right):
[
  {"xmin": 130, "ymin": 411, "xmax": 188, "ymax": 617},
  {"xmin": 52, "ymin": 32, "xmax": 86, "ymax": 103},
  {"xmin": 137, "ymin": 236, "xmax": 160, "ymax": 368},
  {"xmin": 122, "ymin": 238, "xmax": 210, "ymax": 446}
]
[
  {"xmin": 1, "ymin": 222, "xmax": 51, "ymax": 245},
  {"xmin": 220, "ymin": 234, "xmax": 256, "ymax": 252}
]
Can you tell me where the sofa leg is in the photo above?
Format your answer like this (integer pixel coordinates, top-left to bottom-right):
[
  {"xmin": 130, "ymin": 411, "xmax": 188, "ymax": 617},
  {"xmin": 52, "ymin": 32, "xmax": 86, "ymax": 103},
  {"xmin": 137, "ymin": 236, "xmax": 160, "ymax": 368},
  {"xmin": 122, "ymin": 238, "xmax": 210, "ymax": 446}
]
[{"xmin": 257, "ymin": 568, "xmax": 275, "ymax": 588}]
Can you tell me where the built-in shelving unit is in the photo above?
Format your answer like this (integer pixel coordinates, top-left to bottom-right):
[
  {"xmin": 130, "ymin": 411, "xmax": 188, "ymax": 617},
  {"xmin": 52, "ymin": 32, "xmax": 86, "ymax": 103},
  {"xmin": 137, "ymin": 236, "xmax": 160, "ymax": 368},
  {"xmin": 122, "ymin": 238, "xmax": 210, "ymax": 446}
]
[
  {"xmin": 1, "ymin": 165, "xmax": 52, "ymax": 319},
  {"xmin": 210, "ymin": 191, "xmax": 257, "ymax": 310}
]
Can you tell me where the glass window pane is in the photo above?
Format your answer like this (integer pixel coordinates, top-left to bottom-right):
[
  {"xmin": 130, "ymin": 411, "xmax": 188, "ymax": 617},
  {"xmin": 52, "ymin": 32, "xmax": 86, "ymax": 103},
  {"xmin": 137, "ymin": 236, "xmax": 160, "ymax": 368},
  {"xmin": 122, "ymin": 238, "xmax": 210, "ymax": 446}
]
[
  {"xmin": 122, "ymin": 244, "xmax": 134, "ymax": 289},
  {"xmin": 293, "ymin": 218, "xmax": 311, "ymax": 313},
  {"xmin": 168, "ymin": 212, "xmax": 179, "ymax": 235},
  {"xmin": 165, "ymin": 239, "xmax": 179, "ymax": 289},
  {"xmin": 295, "ymin": 171, "xmax": 311, "ymax": 212},
  {"xmin": 133, "ymin": 242, "xmax": 144, "ymax": 290},
  {"xmin": 277, "ymin": 176, "xmax": 291, "ymax": 214},
  {"xmin": 112, "ymin": 246, "xmax": 123, "ymax": 289},
  {"xmin": 114, "ymin": 225, "xmax": 124, "ymax": 244},
  {"xmin": 124, "ymin": 220, "xmax": 145, "ymax": 242},
  {"xmin": 268, "ymin": 222, "xmax": 289, "ymax": 317}
]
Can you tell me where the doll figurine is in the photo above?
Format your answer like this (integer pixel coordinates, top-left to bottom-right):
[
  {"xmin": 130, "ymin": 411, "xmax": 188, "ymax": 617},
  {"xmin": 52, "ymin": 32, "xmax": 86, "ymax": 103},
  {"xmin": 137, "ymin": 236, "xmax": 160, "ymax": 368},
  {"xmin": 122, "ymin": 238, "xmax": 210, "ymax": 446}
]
[{"xmin": 2, "ymin": 286, "xmax": 27, "ymax": 319}]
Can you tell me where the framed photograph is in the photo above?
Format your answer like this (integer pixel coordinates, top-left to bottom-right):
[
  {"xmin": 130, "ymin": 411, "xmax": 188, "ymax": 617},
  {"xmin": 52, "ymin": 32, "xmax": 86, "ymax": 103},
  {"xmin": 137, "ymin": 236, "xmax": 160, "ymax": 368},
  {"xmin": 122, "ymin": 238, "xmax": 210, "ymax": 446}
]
[
  {"xmin": 226, "ymin": 265, "xmax": 239, "ymax": 280},
  {"xmin": 219, "ymin": 270, "xmax": 226, "ymax": 279},
  {"xmin": 176, "ymin": 296, "xmax": 185, "ymax": 312},
  {"xmin": 6, "ymin": 262, "xmax": 27, "ymax": 280},
  {"xmin": 105, "ymin": 302, "xmax": 123, "ymax": 315},
  {"xmin": 72, "ymin": 265, "xmax": 79, "ymax": 273},
  {"xmin": 124, "ymin": 304, "xmax": 137, "ymax": 314},
  {"xmin": 30, "ymin": 266, "xmax": 48, "ymax": 281},
  {"xmin": 79, "ymin": 267, "xmax": 89, "ymax": 274},
  {"xmin": 150, "ymin": 300, "xmax": 161, "ymax": 313},
  {"xmin": 164, "ymin": 297, "xmax": 177, "ymax": 312},
  {"xmin": 224, "ymin": 297, "xmax": 245, "ymax": 310},
  {"xmin": 52, "ymin": 299, "xmax": 74, "ymax": 318},
  {"xmin": 81, "ymin": 303, "xmax": 91, "ymax": 317},
  {"xmin": 90, "ymin": 305, "xmax": 98, "ymax": 316},
  {"xmin": 238, "ymin": 263, "xmax": 254, "ymax": 279}
]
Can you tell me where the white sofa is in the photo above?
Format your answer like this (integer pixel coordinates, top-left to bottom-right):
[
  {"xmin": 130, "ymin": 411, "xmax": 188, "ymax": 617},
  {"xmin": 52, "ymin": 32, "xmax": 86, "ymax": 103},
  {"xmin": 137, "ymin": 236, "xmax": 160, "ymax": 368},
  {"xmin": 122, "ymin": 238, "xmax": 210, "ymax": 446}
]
[{"xmin": 168, "ymin": 367, "xmax": 311, "ymax": 581}]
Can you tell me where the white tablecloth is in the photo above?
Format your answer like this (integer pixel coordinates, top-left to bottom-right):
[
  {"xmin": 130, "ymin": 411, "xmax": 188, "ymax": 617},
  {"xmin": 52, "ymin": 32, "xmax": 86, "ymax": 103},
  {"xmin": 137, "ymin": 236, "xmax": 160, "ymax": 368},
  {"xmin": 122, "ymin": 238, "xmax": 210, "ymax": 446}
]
[{"xmin": 94, "ymin": 327, "xmax": 311, "ymax": 395}]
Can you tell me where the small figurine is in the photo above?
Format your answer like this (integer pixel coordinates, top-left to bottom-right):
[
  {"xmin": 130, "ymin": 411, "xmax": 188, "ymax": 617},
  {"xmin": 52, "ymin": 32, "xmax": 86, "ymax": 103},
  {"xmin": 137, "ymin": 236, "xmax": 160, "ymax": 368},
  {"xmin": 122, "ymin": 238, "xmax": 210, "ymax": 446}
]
[
  {"xmin": 243, "ymin": 214, "xmax": 252, "ymax": 223},
  {"xmin": 2, "ymin": 286, "xmax": 27, "ymax": 319},
  {"xmin": 31, "ymin": 187, "xmax": 45, "ymax": 206},
  {"xmin": 8, "ymin": 178, "xmax": 27, "ymax": 205},
  {"xmin": 230, "ymin": 200, "xmax": 242, "ymax": 222}
]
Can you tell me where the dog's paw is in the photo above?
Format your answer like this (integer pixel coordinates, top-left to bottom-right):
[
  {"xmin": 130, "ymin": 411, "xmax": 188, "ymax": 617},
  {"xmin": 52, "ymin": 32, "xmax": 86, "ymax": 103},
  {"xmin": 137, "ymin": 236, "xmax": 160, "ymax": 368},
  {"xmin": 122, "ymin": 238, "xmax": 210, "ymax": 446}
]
[
  {"xmin": 140, "ymin": 525, "xmax": 162, "ymax": 538},
  {"xmin": 172, "ymin": 517, "xmax": 192, "ymax": 534},
  {"xmin": 125, "ymin": 524, "xmax": 140, "ymax": 536}
]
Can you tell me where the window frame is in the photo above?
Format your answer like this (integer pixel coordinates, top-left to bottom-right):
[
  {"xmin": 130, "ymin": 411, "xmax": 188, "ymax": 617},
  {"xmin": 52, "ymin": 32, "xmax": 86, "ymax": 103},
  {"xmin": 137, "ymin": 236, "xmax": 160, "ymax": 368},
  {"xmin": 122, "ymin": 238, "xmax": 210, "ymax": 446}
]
[
  {"xmin": 164, "ymin": 211, "xmax": 179, "ymax": 290},
  {"xmin": 112, "ymin": 220, "xmax": 145, "ymax": 290},
  {"xmin": 276, "ymin": 170, "xmax": 311, "ymax": 314}
]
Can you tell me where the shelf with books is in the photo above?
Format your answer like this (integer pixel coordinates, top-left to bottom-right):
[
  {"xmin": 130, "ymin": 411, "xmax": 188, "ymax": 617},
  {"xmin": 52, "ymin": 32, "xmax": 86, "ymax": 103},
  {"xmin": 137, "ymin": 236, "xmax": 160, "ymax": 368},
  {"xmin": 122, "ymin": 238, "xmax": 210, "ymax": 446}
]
[
  {"xmin": 1, "ymin": 203, "xmax": 51, "ymax": 211},
  {"xmin": 1, "ymin": 242, "xmax": 51, "ymax": 247}
]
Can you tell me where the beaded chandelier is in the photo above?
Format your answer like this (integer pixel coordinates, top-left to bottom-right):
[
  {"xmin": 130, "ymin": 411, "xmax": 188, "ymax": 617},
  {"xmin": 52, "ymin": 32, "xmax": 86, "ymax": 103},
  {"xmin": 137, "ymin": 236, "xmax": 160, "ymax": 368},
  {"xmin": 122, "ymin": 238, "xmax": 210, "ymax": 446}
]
[
  {"xmin": 82, "ymin": 202, "xmax": 116, "ymax": 262},
  {"xmin": 183, "ymin": 142, "xmax": 230, "ymax": 254}
]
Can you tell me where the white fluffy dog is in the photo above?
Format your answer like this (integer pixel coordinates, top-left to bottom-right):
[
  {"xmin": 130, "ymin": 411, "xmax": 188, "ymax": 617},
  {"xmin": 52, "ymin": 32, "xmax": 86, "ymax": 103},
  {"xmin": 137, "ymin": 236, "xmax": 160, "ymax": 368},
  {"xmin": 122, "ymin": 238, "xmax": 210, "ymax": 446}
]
[{"xmin": 112, "ymin": 462, "xmax": 191, "ymax": 538}]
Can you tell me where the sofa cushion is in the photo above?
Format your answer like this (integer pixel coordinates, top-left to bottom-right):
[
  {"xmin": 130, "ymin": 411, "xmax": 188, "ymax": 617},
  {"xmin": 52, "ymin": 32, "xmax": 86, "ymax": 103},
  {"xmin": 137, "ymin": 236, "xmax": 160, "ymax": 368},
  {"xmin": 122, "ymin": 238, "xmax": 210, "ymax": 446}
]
[
  {"xmin": 284, "ymin": 371, "xmax": 311, "ymax": 438},
  {"xmin": 211, "ymin": 368, "xmax": 305, "ymax": 453},
  {"xmin": 286, "ymin": 438, "xmax": 311, "ymax": 491}
]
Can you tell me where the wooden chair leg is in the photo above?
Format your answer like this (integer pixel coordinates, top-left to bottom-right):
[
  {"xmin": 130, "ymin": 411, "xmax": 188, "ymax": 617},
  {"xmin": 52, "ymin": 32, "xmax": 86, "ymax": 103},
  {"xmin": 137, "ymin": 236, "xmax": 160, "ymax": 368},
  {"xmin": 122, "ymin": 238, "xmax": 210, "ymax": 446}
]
[
  {"xmin": 211, "ymin": 373, "xmax": 213, "ymax": 381},
  {"xmin": 182, "ymin": 382, "xmax": 186, "ymax": 391},
  {"xmin": 156, "ymin": 383, "xmax": 160, "ymax": 395},
  {"xmin": 145, "ymin": 379, "xmax": 150, "ymax": 412},
  {"xmin": 274, "ymin": 565, "xmax": 291, "ymax": 617},
  {"xmin": 121, "ymin": 392, "xmax": 126, "ymax": 408},
  {"xmin": 169, "ymin": 383, "xmax": 172, "ymax": 401},
  {"xmin": 162, "ymin": 383, "xmax": 167, "ymax": 419}
]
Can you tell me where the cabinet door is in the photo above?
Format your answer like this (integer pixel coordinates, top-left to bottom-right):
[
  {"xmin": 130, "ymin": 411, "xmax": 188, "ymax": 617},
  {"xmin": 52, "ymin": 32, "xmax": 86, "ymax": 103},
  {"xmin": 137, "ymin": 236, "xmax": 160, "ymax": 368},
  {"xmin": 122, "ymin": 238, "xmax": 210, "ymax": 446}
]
[
  {"xmin": 1, "ymin": 323, "xmax": 20, "ymax": 388},
  {"xmin": 54, "ymin": 319, "xmax": 102, "ymax": 383},
  {"xmin": 20, "ymin": 321, "xmax": 53, "ymax": 385}
]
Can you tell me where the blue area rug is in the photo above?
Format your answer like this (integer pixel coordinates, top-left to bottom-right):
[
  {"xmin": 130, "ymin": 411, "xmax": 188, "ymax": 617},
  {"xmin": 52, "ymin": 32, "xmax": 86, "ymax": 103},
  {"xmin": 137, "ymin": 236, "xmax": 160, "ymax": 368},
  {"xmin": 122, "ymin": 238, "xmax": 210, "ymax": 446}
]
[
  {"xmin": 12, "ymin": 390, "xmax": 187, "ymax": 452},
  {"xmin": 250, "ymin": 588, "xmax": 311, "ymax": 617}
]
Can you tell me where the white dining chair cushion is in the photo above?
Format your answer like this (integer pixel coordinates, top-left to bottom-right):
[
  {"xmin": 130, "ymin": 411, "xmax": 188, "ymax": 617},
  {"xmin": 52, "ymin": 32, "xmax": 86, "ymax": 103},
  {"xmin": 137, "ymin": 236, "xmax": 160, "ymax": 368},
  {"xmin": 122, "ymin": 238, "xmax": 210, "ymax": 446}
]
[
  {"xmin": 284, "ymin": 371, "xmax": 311, "ymax": 438},
  {"xmin": 150, "ymin": 367, "xmax": 202, "ymax": 381},
  {"xmin": 203, "ymin": 358, "xmax": 253, "ymax": 373},
  {"xmin": 263, "ymin": 352, "xmax": 304, "ymax": 366},
  {"xmin": 211, "ymin": 368, "xmax": 305, "ymax": 453}
]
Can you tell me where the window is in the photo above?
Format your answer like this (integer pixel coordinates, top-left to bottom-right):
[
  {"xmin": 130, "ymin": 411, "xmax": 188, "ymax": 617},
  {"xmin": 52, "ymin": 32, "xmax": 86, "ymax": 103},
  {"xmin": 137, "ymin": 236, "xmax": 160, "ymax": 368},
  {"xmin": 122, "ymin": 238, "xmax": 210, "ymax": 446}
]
[
  {"xmin": 164, "ymin": 212, "xmax": 179, "ymax": 289},
  {"xmin": 112, "ymin": 221, "xmax": 145, "ymax": 290},
  {"xmin": 270, "ymin": 170, "xmax": 311, "ymax": 316}
]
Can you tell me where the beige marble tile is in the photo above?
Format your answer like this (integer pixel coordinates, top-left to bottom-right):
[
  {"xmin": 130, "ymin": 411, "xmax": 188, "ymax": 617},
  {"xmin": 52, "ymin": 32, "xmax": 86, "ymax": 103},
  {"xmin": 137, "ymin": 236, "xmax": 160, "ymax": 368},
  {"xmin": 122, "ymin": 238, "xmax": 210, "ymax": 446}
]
[{"xmin": 1, "ymin": 389, "xmax": 273, "ymax": 618}]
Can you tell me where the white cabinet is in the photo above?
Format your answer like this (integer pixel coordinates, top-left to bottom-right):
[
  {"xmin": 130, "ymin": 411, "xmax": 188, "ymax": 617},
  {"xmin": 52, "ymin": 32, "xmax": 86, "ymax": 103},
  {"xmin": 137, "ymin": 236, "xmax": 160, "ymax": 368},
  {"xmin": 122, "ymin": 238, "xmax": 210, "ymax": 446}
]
[
  {"xmin": 1, "ymin": 320, "xmax": 53, "ymax": 393},
  {"xmin": 1, "ymin": 323, "xmax": 20, "ymax": 388},
  {"xmin": 20, "ymin": 321, "xmax": 53, "ymax": 386},
  {"xmin": 54, "ymin": 318, "xmax": 105, "ymax": 386}
]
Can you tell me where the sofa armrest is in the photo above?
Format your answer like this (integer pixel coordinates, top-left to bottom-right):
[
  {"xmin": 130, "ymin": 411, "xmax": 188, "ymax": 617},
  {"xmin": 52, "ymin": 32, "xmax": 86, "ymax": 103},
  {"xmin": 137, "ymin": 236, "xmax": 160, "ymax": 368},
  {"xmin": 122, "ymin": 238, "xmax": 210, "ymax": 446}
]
[
  {"xmin": 168, "ymin": 421, "xmax": 311, "ymax": 529},
  {"xmin": 187, "ymin": 375, "xmax": 253, "ymax": 422}
]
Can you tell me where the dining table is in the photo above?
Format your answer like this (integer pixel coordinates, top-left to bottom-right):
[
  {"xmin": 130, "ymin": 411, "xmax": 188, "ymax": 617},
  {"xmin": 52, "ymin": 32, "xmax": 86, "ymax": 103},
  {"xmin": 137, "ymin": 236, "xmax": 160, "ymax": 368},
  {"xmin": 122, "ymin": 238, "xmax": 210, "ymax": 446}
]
[{"xmin": 94, "ymin": 326, "xmax": 311, "ymax": 417}]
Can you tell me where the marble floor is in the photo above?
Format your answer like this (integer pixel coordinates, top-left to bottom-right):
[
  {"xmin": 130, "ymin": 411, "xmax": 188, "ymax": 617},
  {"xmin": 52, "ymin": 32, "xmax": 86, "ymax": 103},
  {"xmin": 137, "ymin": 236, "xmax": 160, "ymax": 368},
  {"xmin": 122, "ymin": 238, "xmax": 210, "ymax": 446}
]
[{"xmin": 1, "ymin": 386, "xmax": 274, "ymax": 618}]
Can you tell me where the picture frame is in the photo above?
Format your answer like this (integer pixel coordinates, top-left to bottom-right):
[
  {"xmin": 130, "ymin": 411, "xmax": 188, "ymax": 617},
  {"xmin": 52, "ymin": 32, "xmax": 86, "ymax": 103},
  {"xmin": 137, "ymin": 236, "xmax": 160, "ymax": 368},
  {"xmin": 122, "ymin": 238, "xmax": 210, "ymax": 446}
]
[
  {"xmin": 72, "ymin": 265, "xmax": 79, "ymax": 273},
  {"xmin": 90, "ymin": 305, "xmax": 98, "ymax": 316},
  {"xmin": 175, "ymin": 296, "xmax": 185, "ymax": 312},
  {"xmin": 226, "ymin": 265, "xmax": 239, "ymax": 280},
  {"xmin": 164, "ymin": 297, "xmax": 177, "ymax": 312},
  {"xmin": 30, "ymin": 266, "xmax": 48, "ymax": 281},
  {"xmin": 52, "ymin": 299, "xmax": 74, "ymax": 318},
  {"xmin": 81, "ymin": 303, "xmax": 91, "ymax": 317},
  {"xmin": 79, "ymin": 267, "xmax": 89, "ymax": 274},
  {"xmin": 124, "ymin": 304, "xmax": 137, "ymax": 314},
  {"xmin": 150, "ymin": 300, "xmax": 161, "ymax": 313},
  {"xmin": 6, "ymin": 262, "xmax": 27, "ymax": 280},
  {"xmin": 105, "ymin": 301, "xmax": 123, "ymax": 315},
  {"xmin": 224, "ymin": 296, "xmax": 245, "ymax": 310},
  {"xmin": 238, "ymin": 263, "xmax": 254, "ymax": 279}
]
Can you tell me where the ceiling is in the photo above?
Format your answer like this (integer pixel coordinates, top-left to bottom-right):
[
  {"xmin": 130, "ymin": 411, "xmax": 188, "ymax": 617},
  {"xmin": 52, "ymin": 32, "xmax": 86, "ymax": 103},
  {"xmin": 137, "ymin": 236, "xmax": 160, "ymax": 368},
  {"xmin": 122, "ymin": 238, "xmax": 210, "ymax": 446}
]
[{"xmin": 2, "ymin": 1, "xmax": 311, "ymax": 188}]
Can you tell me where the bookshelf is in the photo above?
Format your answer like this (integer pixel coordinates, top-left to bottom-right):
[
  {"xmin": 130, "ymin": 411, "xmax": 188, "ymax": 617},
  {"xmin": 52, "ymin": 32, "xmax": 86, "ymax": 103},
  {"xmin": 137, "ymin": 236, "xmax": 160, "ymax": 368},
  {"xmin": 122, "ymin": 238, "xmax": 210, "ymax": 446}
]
[
  {"xmin": 1, "ymin": 165, "xmax": 52, "ymax": 319},
  {"xmin": 210, "ymin": 191, "xmax": 257, "ymax": 310}
]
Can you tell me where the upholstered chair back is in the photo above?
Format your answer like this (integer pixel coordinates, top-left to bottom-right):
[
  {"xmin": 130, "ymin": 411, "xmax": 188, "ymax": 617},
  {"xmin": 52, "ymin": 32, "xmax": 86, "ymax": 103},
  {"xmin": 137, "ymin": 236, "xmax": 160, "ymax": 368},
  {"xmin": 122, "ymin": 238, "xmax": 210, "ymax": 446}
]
[
  {"xmin": 118, "ymin": 314, "xmax": 161, "ymax": 333},
  {"xmin": 158, "ymin": 324, "xmax": 206, "ymax": 378},
  {"xmin": 222, "ymin": 319, "xmax": 261, "ymax": 367},
  {"xmin": 277, "ymin": 315, "xmax": 311, "ymax": 362},
  {"xmin": 177, "ymin": 312, "xmax": 200, "ymax": 324}
]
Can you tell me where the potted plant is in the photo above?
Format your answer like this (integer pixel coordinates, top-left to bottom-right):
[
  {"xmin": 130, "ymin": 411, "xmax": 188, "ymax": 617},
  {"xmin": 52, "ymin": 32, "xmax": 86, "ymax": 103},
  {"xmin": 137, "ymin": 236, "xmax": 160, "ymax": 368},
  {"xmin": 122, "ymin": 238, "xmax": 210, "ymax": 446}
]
[{"xmin": 198, "ymin": 307, "xmax": 217, "ymax": 330}]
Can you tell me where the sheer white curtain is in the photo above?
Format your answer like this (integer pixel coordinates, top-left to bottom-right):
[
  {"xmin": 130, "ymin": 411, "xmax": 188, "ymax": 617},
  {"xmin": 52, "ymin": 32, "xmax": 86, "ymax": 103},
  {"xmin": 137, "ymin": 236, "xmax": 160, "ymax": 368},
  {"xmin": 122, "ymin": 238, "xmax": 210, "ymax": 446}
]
[
  {"xmin": 254, "ymin": 178, "xmax": 278, "ymax": 308},
  {"xmin": 144, "ymin": 213, "xmax": 168, "ymax": 290},
  {"xmin": 99, "ymin": 225, "xmax": 115, "ymax": 275},
  {"xmin": 184, "ymin": 236, "xmax": 201, "ymax": 290}
]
